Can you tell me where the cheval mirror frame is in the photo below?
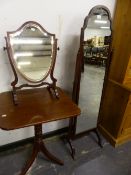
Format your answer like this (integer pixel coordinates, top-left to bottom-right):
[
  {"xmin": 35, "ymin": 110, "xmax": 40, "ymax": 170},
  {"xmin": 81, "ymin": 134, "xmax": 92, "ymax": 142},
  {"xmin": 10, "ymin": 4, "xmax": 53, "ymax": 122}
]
[
  {"xmin": 4, "ymin": 21, "xmax": 58, "ymax": 104},
  {"xmin": 69, "ymin": 5, "xmax": 113, "ymax": 145}
]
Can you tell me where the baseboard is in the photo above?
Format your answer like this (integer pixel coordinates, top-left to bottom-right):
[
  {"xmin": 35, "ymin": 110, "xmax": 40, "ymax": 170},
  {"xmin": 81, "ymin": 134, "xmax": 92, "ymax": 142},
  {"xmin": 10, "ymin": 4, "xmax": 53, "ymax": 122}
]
[
  {"xmin": 98, "ymin": 124, "xmax": 117, "ymax": 147},
  {"xmin": 0, "ymin": 127, "xmax": 68, "ymax": 152},
  {"xmin": 98, "ymin": 124, "xmax": 131, "ymax": 147},
  {"xmin": 115, "ymin": 132, "xmax": 131, "ymax": 146},
  {"xmin": 72, "ymin": 127, "xmax": 97, "ymax": 140}
]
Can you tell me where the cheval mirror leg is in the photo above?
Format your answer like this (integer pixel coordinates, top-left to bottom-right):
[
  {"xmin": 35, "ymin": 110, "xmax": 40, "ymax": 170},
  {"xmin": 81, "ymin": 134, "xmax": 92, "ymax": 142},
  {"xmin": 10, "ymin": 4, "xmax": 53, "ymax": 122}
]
[
  {"xmin": 66, "ymin": 118, "xmax": 76, "ymax": 160},
  {"xmin": 93, "ymin": 128, "xmax": 103, "ymax": 148},
  {"xmin": 62, "ymin": 118, "xmax": 76, "ymax": 160},
  {"xmin": 19, "ymin": 124, "xmax": 63, "ymax": 175},
  {"xmin": 68, "ymin": 119, "xmax": 103, "ymax": 149}
]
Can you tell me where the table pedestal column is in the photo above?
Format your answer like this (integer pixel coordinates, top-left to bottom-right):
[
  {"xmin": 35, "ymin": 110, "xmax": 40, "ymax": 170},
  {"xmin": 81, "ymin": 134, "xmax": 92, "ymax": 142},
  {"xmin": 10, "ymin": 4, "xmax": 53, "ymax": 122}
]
[{"xmin": 19, "ymin": 124, "xmax": 63, "ymax": 175}]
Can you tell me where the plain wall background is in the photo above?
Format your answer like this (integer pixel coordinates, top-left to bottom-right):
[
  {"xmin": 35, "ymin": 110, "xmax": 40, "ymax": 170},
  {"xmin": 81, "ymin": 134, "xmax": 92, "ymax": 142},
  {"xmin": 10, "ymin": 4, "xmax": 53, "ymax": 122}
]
[{"xmin": 0, "ymin": 0, "xmax": 116, "ymax": 145}]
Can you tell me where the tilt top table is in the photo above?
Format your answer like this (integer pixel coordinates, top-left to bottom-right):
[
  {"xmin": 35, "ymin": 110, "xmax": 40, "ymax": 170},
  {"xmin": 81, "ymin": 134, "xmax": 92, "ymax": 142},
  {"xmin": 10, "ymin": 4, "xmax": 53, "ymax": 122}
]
[{"xmin": 0, "ymin": 87, "xmax": 80, "ymax": 175}]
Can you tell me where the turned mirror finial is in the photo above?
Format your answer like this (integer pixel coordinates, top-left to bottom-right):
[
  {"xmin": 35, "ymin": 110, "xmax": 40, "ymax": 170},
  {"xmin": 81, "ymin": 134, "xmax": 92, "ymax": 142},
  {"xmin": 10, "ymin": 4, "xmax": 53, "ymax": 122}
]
[{"xmin": 5, "ymin": 21, "xmax": 59, "ymax": 104}]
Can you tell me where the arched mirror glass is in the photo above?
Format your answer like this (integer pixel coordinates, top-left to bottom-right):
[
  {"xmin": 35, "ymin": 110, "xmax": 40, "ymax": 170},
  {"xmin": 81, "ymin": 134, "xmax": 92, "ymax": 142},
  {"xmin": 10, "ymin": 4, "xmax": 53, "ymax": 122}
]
[
  {"xmin": 8, "ymin": 23, "xmax": 53, "ymax": 82},
  {"xmin": 72, "ymin": 6, "xmax": 112, "ymax": 135}
]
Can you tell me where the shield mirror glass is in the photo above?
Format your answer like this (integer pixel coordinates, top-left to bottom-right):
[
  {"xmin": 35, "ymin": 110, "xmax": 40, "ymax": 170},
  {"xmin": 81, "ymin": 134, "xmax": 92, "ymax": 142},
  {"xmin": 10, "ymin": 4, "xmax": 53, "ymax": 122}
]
[
  {"xmin": 9, "ymin": 24, "xmax": 53, "ymax": 82},
  {"xmin": 76, "ymin": 7, "xmax": 111, "ymax": 133}
]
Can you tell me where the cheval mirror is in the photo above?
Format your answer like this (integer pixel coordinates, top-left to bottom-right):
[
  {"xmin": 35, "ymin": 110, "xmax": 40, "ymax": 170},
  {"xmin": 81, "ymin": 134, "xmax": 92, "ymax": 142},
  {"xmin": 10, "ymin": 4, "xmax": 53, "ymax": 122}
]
[
  {"xmin": 70, "ymin": 5, "xmax": 112, "ymax": 142},
  {"xmin": 5, "ymin": 21, "xmax": 58, "ymax": 104}
]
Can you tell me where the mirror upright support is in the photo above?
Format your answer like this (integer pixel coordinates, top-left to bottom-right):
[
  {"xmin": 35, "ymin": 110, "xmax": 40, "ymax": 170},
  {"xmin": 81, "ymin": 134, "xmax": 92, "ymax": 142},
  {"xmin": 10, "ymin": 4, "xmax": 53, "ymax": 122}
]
[{"xmin": 70, "ymin": 5, "xmax": 112, "ymax": 147}]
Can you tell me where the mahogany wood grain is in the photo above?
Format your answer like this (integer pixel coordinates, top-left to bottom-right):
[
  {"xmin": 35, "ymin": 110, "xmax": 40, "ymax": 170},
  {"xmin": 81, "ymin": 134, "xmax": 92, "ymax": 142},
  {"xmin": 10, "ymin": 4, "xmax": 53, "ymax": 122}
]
[{"xmin": 0, "ymin": 87, "xmax": 80, "ymax": 130}]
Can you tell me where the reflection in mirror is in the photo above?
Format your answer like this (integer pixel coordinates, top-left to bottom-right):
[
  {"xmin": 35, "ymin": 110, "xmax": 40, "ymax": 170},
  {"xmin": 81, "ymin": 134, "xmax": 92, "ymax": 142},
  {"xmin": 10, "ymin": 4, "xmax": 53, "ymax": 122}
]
[
  {"xmin": 9, "ymin": 25, "xmax": 53, "ymax": 82},
  {"xmin": 75, "ymin": 7, "xmax": 112, "ymax": 134}
]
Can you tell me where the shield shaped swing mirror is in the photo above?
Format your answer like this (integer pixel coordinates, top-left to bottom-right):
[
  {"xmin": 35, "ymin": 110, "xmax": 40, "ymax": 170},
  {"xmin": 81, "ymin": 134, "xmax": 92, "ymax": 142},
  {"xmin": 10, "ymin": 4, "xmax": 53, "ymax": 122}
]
[
  {"xmin": 70, "ymin": 5, "xmax": 112, "ymax": 137},
  {"xmin": 5, "ymin": 21, "xmax": 58, "ymax": 104}
]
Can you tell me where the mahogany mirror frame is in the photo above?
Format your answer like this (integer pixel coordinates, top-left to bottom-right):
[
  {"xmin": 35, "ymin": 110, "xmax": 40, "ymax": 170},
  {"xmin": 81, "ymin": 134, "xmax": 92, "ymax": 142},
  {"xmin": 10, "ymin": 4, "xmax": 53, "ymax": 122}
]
[
  {"xmin": 69, "ymin": 5, "xmax": 113, "ymax": 140},
  {"xmin": 4, "ymin": 21, "xmax": 59, "ymax": 104}
]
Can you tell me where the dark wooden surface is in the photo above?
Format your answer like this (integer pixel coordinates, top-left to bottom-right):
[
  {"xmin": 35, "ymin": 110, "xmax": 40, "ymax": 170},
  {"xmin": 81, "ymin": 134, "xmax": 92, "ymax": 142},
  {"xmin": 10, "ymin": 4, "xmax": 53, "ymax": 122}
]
[{"xmin": 0, "ymin": 87, "xmax": 80, "ymax": 130}]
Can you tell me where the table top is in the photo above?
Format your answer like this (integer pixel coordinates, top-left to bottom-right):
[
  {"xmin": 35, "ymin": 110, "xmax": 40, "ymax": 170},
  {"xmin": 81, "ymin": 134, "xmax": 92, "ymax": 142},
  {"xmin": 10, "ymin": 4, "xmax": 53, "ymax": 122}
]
[{"xmin": 0, "ymin": 88, "xmax": 80, "ymax": 130}]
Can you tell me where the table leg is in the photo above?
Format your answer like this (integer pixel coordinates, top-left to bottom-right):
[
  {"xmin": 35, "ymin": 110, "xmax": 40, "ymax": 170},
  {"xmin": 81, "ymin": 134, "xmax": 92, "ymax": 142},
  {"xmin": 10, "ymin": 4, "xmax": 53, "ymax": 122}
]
[
  {"xmin": 19, "ymin": 124, "xmax": 63, "ymax": 175},
  {"xmin": 40, "ymin": 141, "xmax": 63, "ymax": 165},
  {"xmin": 19, "ymin": 144, "xmax": 39, "ymax": 175}
]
